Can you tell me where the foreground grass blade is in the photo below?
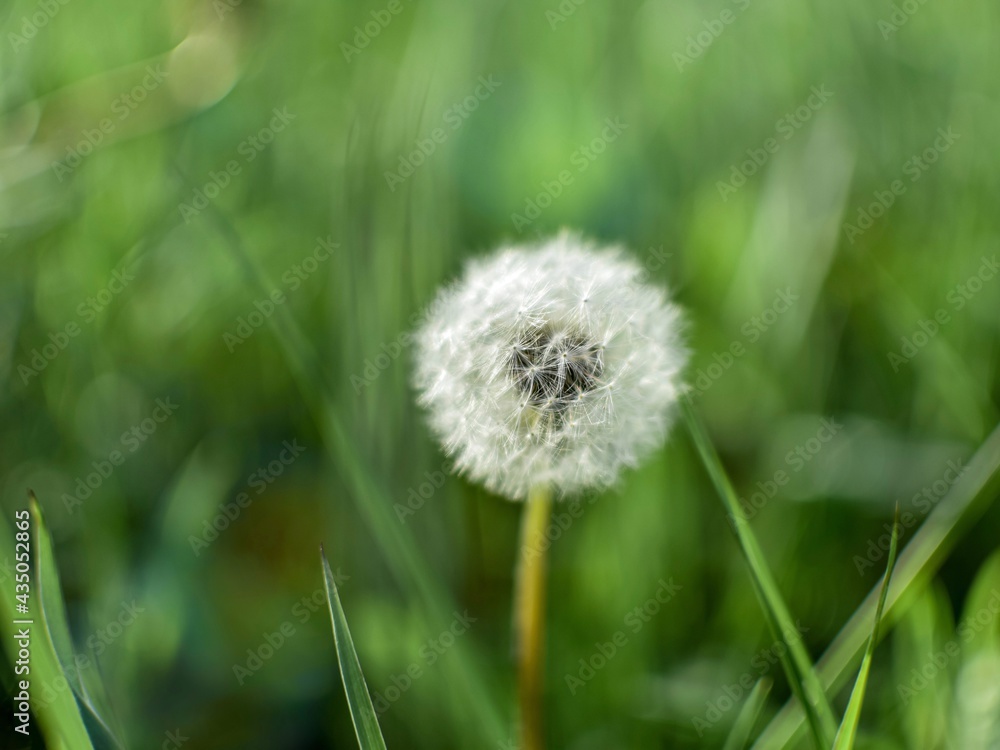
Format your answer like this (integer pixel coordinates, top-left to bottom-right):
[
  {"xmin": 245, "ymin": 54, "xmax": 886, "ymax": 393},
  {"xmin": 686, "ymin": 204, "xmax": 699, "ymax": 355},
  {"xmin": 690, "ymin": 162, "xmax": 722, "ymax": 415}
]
[
  {"xmin": 0, "ymin": 499, "xmax": 94, "ymax": 749},
  {"xmin": 683, "ymin": 399, "xmax": 837, "ymax": 748},
  {"xmin": 321, "ymin": 545, "xmax": 389, "ymax": 750},
  {"xmin": 753, "ymin": 420, "xmax": 1000, "ymax": 749},
  {"xmin": 831, "ymin": 506, "xmax": 900, "ymax": 750},
  {"xmin": 30, "ymin": 495, "xmax": 124, "ymax": 749},
  {"xmin": 722, "ymin": 678, "xmax": 773, "ymax": 750},
  {"xmin": 30, "ymin": 493, "xmax": 84, "ymax": 698}
]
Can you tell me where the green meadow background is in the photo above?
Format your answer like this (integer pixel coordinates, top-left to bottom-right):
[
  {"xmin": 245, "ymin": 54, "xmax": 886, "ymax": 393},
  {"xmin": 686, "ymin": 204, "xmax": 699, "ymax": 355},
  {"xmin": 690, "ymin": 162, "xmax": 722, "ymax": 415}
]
[{"xmin": 2, "ymin": 0, "xmax": 999, "ymax": 748}]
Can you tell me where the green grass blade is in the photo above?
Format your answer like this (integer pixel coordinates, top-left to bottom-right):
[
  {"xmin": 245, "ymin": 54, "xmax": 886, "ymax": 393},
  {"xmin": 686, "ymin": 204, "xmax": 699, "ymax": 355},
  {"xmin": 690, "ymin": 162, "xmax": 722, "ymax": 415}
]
[
  {"xmin": 321, "ymin": 545, "xmax": 389, "ymax": 750},
  {"xmin": 30, "ymin": 493, "xmax": 84, "ymax": 696},
  {"xmin": 0, "ymin": 498, "xmax": 95, "ymax": 749},
  {"xmin": 831, "ymin": 506, "xmax": 900, "ymax": 750},
  {"xmin": 30, "ymin": 494, "xmax": 124, "ymax": 749},
  {"xmin": 723, "ymin": 678, "xmax": 773, "ymax": 750},
  {"xmin": 683, "ymin": 398, "xmax": 837, "ymax": 748},
  {"xmin": 753, "ymin": 420, "xmax": 1000, "ymax": 749}
]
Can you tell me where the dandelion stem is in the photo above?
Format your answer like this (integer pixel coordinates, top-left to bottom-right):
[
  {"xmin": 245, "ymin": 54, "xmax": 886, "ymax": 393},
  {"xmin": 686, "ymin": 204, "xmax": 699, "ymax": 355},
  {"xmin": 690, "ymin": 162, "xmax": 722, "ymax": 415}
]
[{"xmin": 514, "ymin": 484, "xmax": 553, "ymax": 750}]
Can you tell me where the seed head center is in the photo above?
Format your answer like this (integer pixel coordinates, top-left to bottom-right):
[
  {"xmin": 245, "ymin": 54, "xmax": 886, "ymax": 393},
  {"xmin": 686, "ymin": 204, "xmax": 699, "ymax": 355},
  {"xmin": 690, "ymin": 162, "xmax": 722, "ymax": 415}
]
[{"xmin": 508, "ymin": 328, "xmax": 603, "ymax": 409}]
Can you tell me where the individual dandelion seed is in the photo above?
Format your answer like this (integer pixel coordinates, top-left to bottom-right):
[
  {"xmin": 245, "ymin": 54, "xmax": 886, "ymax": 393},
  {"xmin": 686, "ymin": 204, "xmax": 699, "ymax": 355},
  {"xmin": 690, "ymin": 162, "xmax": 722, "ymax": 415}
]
[{"xmin": 412, "ymin": 231, "xmax": 689, "ymax": 501}]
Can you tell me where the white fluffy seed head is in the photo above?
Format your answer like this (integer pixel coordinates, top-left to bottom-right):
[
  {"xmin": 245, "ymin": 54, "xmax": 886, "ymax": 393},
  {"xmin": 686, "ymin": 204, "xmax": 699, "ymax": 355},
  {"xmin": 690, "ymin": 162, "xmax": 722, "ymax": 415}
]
[{"xmin": 413, "ymin": 232, "xmax": 688, "ymax": 501}]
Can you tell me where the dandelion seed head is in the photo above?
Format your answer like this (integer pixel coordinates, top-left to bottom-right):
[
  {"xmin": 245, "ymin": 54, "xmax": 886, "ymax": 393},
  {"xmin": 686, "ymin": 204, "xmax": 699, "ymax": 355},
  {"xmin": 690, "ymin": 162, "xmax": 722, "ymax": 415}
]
[{"xmin": 413, "ymin": 232, "xmax": 688, "ymax": 500}]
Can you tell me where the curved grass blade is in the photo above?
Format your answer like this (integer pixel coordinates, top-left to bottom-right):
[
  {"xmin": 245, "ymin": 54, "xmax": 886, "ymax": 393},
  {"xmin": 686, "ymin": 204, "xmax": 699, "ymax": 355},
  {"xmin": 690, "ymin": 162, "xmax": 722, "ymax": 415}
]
[
  {"xmin": 831, "ymin": 506, "xmax": 900, "ymax": 750},
  {"xmin": 29, "ymin": 493, "xmax": 124, "ymax": 749},
  {"xmin": 321, "ymin": 545, "xmax": 389, "ymax": 750},
  {"xmin": 753, "ymin": 420, "xmax": 1000, "ymax": 749},
  {"xmin": 683, "ymin": 398, "xmax": 837, "ymax": 748},
  {"xmin": 30, "ymin": 493, "xmax": 84, "ymax": 697},
  {"xmin": 723, "ymin": 678, "xmax": 773, "ymax": 750},
  {"xmin": 0, "ymin": 498, "xmax": 94, "ymax": 749}
]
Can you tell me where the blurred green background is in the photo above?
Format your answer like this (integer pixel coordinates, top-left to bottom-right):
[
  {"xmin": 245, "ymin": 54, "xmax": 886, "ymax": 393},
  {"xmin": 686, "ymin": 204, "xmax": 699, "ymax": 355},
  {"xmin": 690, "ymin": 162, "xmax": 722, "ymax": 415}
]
[{"xmin": 2, "ymin": 0, "xmax": 999, "ymax": 748}]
